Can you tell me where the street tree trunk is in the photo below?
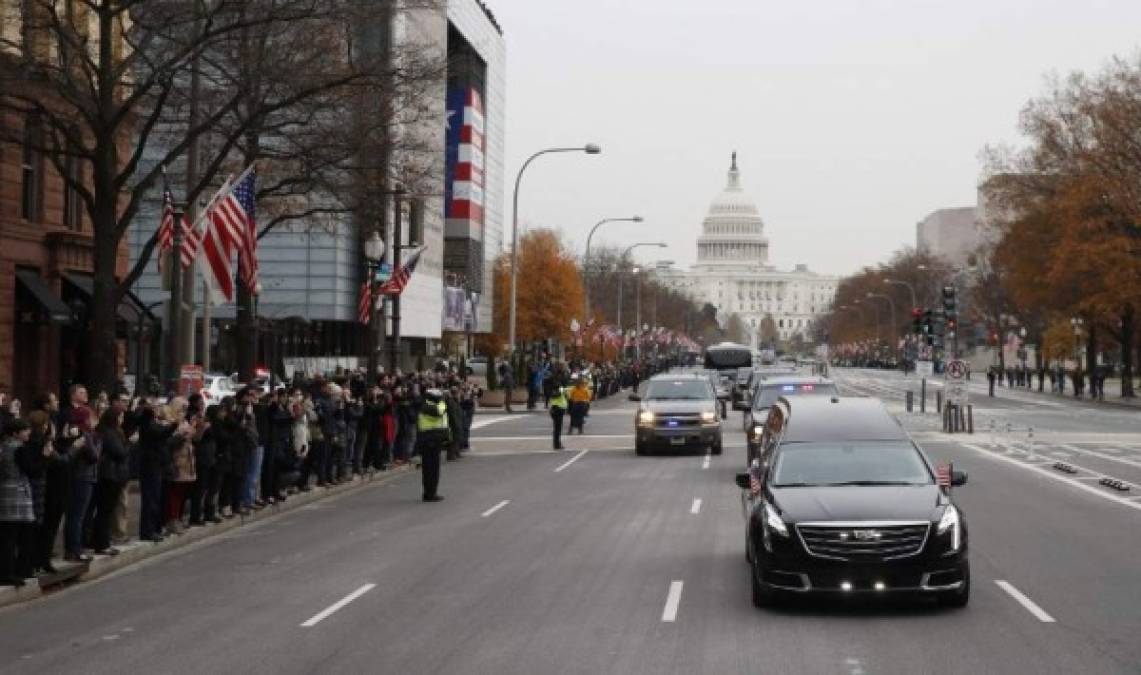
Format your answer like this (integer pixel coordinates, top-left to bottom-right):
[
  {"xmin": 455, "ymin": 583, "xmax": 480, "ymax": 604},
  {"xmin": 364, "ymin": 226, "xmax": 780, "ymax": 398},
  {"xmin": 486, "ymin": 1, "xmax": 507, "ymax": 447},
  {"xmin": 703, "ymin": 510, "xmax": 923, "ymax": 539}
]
[{"xmin": 1121, "ymin": 305, "xmax": 1135, "ymax": 398}]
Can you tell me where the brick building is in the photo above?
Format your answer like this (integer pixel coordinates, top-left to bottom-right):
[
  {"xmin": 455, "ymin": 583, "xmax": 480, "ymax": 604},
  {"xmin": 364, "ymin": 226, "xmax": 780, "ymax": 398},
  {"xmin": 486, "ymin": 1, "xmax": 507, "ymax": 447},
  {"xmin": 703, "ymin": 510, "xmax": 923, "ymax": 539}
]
[{"xmin": 0, "ymin": 5, "xmax": 141, "ymax": 402}]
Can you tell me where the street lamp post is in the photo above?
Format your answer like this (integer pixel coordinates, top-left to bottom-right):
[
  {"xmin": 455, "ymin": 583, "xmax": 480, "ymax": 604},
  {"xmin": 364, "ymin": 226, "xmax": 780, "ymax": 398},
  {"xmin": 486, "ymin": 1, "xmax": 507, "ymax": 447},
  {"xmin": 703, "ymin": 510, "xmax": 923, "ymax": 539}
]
[
  {"xmin": 363, "ymin": 230, "xmax": 386, "ymax": 384},
  {"xmin": 509, "ymin": 144, "xmax": 602, "ymax": 356},
  {"xmin": 634, "ymin": 267, "xmax": 642, "ymax": 361},
  {"xmin": 866, "ymin": 292, "xmax": 897, "ymax": 343},
  {"xmin": 253, "ymin": 282, "xmax": 263, "ymax": 374},
  {"xmin": 584, "ymin": 215, "xmax": 642, "ymax": 323},
  {"xmin": 615, "ymin": 241, "xmax": 667, "ymax": 334},
  {"xmin": 165, "ymin": 202, "xmax": 186, "ymax": 389},
  {"xmin": 883, "ymin": 278, "xmax": 917, "ymax": 311}
]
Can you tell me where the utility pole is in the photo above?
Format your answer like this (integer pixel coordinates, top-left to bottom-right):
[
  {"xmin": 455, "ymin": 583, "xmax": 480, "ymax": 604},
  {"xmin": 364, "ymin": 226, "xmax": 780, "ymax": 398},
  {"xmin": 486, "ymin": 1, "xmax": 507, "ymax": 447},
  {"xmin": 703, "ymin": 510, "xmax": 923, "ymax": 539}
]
[{"xmin": 166, "ymin": 203, "xmax": 185, "ymax": 388}]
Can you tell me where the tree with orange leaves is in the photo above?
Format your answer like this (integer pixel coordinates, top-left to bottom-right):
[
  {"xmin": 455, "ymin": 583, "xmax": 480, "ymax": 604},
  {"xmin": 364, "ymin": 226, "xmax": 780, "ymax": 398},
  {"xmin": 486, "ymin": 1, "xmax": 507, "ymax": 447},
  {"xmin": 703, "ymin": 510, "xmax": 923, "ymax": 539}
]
[{"xmin": 482, "ymin": 229, "xmax": 585, "ymax": 355}]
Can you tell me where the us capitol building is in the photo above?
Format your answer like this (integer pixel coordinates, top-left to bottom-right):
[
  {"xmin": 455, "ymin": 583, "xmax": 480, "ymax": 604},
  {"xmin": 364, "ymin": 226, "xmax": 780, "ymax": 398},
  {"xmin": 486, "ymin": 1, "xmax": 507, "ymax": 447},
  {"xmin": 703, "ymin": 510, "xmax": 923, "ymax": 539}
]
[{"xmin": 652, "ymin": 154, "xmax": 837, "ymax": 346}]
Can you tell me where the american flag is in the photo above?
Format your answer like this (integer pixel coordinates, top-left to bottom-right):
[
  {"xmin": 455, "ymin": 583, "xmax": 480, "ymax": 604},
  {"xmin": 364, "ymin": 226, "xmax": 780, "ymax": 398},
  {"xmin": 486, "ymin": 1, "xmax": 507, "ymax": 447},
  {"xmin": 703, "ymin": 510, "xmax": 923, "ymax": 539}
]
[
  {"xmin": 211, "ymin": 168, "xmax": 258, "ymax": 292},
  {"xmin": 935, "ymin": 463, "xmax": 952, "ymax": 488},
  {"xmin": 378, "ymin": 247, "xmax": 424, "ymax": 296},
  {"xmin": 156, "ymin": 188, "xmax": 199, "ymax": 270},
  {"xmin": 749, "ymin": 469, "xmax": 762, "ymax": 497},
  {"xmin": 358, "ymin": 280, "xmax": 373, "ymax": 325}
]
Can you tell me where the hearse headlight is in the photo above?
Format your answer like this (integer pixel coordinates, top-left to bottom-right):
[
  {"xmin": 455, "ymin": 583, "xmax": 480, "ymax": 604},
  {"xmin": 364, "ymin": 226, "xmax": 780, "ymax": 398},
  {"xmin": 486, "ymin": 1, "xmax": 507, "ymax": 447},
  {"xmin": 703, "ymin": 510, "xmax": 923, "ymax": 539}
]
[
  {"xmin": 763, "ymin": 502, "xmax": 789, "ymax": 538},
  {"xmin": 937, "ymin": 504, "xmax": 961, "ymax": 552}
]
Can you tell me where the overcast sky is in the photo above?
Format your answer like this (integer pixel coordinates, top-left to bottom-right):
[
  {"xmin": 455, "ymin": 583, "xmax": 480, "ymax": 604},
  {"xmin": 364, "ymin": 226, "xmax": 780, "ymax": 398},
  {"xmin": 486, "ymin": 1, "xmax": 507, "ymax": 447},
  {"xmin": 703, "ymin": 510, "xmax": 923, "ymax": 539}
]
[{"xmin": 489, "ymin": 0, "xmax": 1141, "ymax": 277}]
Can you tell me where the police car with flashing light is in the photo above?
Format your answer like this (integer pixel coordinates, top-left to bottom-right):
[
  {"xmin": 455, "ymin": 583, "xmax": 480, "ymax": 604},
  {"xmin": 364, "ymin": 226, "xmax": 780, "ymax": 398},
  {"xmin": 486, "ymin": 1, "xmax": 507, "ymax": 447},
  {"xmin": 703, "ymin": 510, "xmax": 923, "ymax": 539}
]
[{"xmin": 744, "ymin": 376, "xmax": 838, "ymax": 461}]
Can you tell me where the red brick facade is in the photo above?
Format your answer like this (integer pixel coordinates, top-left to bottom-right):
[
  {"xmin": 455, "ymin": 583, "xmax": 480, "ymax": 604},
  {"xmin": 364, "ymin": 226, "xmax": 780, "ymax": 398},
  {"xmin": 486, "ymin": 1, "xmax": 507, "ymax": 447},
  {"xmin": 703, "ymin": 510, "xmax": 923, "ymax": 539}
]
[{"xmin": 0, "ymin": 107, "xmax": 129, "ymax": 402}]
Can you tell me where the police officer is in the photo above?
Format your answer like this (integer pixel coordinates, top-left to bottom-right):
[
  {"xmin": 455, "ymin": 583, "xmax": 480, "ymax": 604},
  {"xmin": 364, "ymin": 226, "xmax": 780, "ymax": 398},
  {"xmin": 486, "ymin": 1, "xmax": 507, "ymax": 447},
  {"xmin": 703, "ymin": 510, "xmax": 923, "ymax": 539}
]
[
  {"xmin": 416, "ymin": 389, "xmax": 450, "ymax": 502},
  {"xmin": 549, "ymin": 382, "xmax": 568, "ymax": 450}
]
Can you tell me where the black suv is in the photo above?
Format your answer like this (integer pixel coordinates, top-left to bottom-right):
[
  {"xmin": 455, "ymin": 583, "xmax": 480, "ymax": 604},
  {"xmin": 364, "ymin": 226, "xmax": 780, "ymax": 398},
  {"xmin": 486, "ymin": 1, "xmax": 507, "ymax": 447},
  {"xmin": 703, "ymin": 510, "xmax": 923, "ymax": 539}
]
[
  {"xmin": 735, "ymin": 396, "xmax": 969, "ymax": 608},
  {"xmin": 631, "ymin": 374, "xmax": 724, "ymax": 455}
]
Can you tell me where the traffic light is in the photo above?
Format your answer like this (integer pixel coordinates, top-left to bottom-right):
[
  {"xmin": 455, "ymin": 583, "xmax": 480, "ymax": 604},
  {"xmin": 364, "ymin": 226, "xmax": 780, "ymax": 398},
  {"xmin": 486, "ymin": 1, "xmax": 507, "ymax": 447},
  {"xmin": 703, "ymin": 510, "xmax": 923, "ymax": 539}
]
[
  {"xmin": 942, "ymin": 286, "xmax": 957, "ymax": 321},
  {"xmin": 911, "ymin": 308, "xmax": 923, "ymax": 334}
]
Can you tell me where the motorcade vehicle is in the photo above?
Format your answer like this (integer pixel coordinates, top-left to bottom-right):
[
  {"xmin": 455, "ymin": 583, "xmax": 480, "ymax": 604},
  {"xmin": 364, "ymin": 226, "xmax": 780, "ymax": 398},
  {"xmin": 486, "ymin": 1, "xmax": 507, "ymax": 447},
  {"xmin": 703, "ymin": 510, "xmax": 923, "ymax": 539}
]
[
  {"xmin": 704, "ymin": 342, "xmax": 753, "ymax": 401},
  {"xmin": 734, "ymin": 396, "xmax": 969, "ymax": 609},
  {"xmin": 630, "ymin": 373, "xmax": 724, "ymax": 455},
  {"xmin": 744, "ymin": 376, "xmax": 839, "ymax": 458}
]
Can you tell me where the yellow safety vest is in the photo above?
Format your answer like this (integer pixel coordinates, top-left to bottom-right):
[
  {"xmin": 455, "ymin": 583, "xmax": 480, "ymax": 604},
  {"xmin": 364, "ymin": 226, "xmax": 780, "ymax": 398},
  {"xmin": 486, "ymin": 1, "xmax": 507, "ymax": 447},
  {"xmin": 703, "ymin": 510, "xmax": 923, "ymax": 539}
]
[
  {"xmin": 550, "ymin": 387, "xmax": 568, "ymax": 410},
  {"xmin": 417, "ymin": 400, "xmax": 450, "ymax": 433}
]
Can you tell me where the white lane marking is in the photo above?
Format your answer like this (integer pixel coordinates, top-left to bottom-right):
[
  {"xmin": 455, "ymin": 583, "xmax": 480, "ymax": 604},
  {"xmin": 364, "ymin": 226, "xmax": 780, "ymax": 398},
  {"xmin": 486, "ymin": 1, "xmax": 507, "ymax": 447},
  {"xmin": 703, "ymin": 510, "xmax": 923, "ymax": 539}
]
[
  {"xmin": 300, "ymin": 584, "xmax": 376, "ymax": 627},
  {"xmin": 476, "ymin": 434, "xmax": 630, "ymax": 441},
  {"xmin": 554, "ymin": 449, "xmax": 589, "ymax": 473},
  {"xmin": 1060, "ymin": 444, "xmax": 1141, "ymax": 470},
  {"xmin": 471, "ymin": 416, "xmax": 515, "ymax": 430},
  {"xmin": 995, "ymin": 580, "xmax": 1056, "ymax": 623},
  {"xmin": 690, "ymin": 498, "xmax": 702, "ymax": 514},
  {"xmin": 702, "ymin": 450, "xmax": 711, "ymax": 470},
  {"xmin": 961, "ymin": 443, "xmax": 1141, "ymax": 512},
  {"xmin": 481, "ymin": 500, "xmax": 510, "ymax": 518},
  {"xmin": 661, "ymin": 581, "xmax": 684, "ymax": 622}
]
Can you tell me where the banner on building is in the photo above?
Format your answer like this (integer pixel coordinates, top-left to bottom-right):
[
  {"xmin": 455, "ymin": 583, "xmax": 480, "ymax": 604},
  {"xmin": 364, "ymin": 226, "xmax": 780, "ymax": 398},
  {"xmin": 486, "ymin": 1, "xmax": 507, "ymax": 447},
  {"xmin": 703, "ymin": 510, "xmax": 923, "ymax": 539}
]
[{"xmin": 442, "ymin": 286, "xmax": 467, "ymax": 332}]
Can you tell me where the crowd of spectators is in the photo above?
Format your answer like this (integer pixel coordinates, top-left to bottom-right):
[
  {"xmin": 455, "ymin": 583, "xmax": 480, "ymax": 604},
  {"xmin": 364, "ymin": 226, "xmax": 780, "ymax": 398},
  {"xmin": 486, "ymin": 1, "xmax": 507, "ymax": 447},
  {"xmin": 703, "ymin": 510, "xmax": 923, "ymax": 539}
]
[{"xmin": 0, "ymin": 367, "xmax": 481, "ymax": 587}]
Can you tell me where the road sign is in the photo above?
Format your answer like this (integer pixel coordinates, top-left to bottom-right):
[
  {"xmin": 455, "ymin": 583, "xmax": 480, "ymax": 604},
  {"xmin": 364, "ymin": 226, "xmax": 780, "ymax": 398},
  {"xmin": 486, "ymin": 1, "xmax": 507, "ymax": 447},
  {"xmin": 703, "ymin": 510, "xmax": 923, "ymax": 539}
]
[
  {"xmin": 945, "ymin": 359, "xmax": 969, "ymax": 405},
  {"xmin": 916, "ymin": 360, "xmax": 934, "ymax": 377}
]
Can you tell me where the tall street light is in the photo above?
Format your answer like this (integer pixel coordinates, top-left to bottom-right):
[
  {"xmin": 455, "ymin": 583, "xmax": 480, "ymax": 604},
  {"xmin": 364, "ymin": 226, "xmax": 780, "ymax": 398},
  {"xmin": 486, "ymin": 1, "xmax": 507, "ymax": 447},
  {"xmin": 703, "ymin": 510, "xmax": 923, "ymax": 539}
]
[
  {"xmin": 616, "ymin": 242, "xmax": 667, "ymax": 332},
  {"xmin": 509, "ymin": 144, "xmax": 602, "ymax": 355},
  {"xmin": 584, "ymin": 215, "xmax": 643, "ymax": 323},
  {"xmin": 363, "ymin": 230, "xmax": 386, "ymax": 383},
  {"xmin": 883, "ymin": 278, "xmax": 917, "ymax": 310},
  {"xmin": 866, "ymin": 292, "xmax": 897, "ymax": 340}
]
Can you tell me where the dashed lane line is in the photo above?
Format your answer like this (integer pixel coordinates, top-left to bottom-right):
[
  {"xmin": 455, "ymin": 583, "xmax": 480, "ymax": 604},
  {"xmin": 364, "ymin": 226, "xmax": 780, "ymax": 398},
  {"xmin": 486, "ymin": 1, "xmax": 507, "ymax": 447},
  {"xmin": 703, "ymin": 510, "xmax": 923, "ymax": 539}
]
[
  {"xmin": 995, "ymin": 580, "xmax": 1056, "ymax": 623},
  {"xmin": 470, "ymin": 416, "xmax": 516, "ymax": 430},
  {"xmin": 300, "ymin": 584, "xmax": 376, "ymax": 627},
  {"xmin": 690, "ymin": 498, "xmax": 702, "ymax": 514},
  {"xmin": 661, "ymin": 581, "xmax": 684, "ymax": 622},
  {"xmin": 961, "ymin": 443, "xmax": 1141, "ymax": 512},
  {"xmin": 481, "ymin": 500, "xmax": 510, "ymax": 518},
  {"xmin": 554, "ymin": 449, "xmax": 589, "ymax": 473}
]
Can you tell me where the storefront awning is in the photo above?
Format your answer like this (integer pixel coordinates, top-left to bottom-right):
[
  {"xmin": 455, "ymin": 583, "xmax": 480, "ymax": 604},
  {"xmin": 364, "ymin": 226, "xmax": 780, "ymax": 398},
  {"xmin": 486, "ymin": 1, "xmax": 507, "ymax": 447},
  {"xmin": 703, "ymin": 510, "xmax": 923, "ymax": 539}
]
[
  {"xmin": 15, "ymin": 269, "xmax": 73, "ymax": 324},
  {"xmin": 62, "ymin": 272, "xmax": 148, "ymax": 325}
]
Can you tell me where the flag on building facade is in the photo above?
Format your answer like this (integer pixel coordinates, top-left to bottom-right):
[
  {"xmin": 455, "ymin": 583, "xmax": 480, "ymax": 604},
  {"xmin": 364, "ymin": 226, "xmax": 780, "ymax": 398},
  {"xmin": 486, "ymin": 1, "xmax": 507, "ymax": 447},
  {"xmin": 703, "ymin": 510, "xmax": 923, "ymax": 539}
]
[{"xmin": 378, "ymin": 247, "xmax": 425, "ymax": 296}]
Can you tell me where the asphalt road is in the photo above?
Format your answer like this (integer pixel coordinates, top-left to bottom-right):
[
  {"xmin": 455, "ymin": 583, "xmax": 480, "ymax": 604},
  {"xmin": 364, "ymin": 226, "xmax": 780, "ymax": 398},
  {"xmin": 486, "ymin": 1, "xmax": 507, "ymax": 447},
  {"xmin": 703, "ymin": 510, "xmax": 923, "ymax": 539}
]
[{"xmin": 1, "ymin": 369, "xmax": 1139, "ymax": 674}]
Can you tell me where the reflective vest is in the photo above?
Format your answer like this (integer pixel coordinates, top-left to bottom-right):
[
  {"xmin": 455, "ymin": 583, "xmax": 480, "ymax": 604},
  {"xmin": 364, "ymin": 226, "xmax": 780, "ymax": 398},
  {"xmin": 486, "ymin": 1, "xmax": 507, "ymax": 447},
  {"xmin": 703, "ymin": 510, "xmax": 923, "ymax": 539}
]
[
  {"xmin": 417, "ymin": 400, "xmax": 449, "ymax": 433},
  {"xmin": 550, "ymin": 387, "xmax": 568, "ymax": 410}
]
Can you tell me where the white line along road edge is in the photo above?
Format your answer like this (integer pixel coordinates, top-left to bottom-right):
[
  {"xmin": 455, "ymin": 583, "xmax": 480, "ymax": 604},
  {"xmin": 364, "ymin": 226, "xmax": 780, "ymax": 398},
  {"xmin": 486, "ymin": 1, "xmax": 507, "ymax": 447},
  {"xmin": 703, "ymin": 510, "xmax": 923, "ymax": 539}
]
[
  {"xmin": 960, "ymin": 443, "xmax": 1141, "ymax": 513},
  {"xmin": 300, "ymin": 584, "xmax": 377, "ymax": 627},
  {"xmin": 690, "ymin": 498, "xmax": 702, "ymax": 514},
  {"xmin": 661, "ymin": 581, "xmax": 684, "ymax": 622},
  {"xmin": 994, "ymin": 580, "xmax": 1056, "ymax": 623},
  {"xmin": 481, "ymin": 500, "xmax": 510, "ymax": 518},
  {"xmin": 554, "ymin": 449, "xmax": 589, "ymax": 473}
]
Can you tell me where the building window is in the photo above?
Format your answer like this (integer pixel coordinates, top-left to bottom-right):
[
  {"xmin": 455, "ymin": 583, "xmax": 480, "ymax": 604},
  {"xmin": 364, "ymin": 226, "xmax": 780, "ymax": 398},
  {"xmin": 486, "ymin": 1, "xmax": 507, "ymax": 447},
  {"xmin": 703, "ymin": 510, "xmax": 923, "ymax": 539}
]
[
  {"xmin": 21, "ymin": 113, "xmax": 44, "ymax": 222},
  {"xmin": 63, "ymin": 147, "xmax": 82, "ymax": 230}
]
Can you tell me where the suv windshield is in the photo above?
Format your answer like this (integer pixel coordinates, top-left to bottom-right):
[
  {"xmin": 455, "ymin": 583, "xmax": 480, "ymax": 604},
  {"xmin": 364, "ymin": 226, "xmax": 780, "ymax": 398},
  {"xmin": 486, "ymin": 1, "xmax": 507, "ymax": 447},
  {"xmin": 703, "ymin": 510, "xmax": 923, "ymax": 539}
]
[
  {"xmin": 645, "ymin": 380, "xmax": 714, "ymax": 400},
  {"xmin": 754, "ymin": 383, "xmax": 837, "ymax": 410},
  {"xmin": 771, "ymin": 441, "xmax": 932, "ymax": 487}
]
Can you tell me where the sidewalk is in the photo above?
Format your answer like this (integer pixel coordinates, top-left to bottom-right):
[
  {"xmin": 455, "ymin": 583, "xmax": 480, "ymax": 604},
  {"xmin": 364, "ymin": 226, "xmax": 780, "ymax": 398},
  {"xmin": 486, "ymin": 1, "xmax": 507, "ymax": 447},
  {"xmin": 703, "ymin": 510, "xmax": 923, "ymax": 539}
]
[
  {"xmin": 983, "ymin": 377, "xmax": 1141, "ymax": 410},
  {"xmin": 0, "ymin": 465, "xmax": 413, "ymax": 610}
]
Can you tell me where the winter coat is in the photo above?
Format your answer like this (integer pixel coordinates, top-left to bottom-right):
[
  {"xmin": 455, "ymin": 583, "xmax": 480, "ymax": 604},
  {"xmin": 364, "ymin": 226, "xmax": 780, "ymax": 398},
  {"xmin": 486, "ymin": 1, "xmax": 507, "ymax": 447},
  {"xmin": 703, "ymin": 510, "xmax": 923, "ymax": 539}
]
[
  {"xmin": 194, "ymin": 427, "xmax": 218, "ymax": 472},
  {"xmin": 0, "ymin": 438, "xmax": 34, "ymax": 524},
  {"xmin": 139, "ymin": 417, "xmax": 176, "ymax": 479},
  {"xmin": 97, "ymin": 427, "xmax": 131, "ymax": 484},
  {"xmin": 166, "ymin": 433, "xmax": 197, "ymax": 483},
  {"xmin": 14, "ymin": 436, "xmax": 47, "ymax": 523}
]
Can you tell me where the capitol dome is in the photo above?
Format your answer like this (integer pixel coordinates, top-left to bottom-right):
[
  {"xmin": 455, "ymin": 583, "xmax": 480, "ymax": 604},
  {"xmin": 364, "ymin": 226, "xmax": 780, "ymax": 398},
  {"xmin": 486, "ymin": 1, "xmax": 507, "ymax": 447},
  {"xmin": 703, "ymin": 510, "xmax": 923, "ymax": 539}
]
[{"xmin": 696, "ymin": 153, "xmax": 769, "ymax": 267}]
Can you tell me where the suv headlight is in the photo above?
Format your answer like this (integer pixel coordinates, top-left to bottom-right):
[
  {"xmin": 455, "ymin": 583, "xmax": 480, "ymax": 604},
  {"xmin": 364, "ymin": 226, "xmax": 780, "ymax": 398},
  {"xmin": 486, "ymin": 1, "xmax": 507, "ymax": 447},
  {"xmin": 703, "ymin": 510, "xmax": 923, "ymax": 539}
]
[
  {"xmin": 637, "ymin": 410, "xmax": 655, "ymax": 426},
  {"xmin": 700, "ymin": 410, "xmax": 717, "ymax": 424},
  {"xmin": 763, "ymin": 502, "xmax": 789, "ymax": 538},
  {"xmin": 937, "ymin": 504, "xmax": 961, "ymax": 552}
]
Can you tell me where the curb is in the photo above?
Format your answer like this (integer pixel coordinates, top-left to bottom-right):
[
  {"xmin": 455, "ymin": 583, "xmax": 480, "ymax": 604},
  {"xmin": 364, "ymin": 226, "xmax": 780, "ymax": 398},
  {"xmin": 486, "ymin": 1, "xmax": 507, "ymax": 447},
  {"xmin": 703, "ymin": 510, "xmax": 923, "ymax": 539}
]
[{"xmin": 0, "ymin": 466, "xmax": 414, "ymax": 610}]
